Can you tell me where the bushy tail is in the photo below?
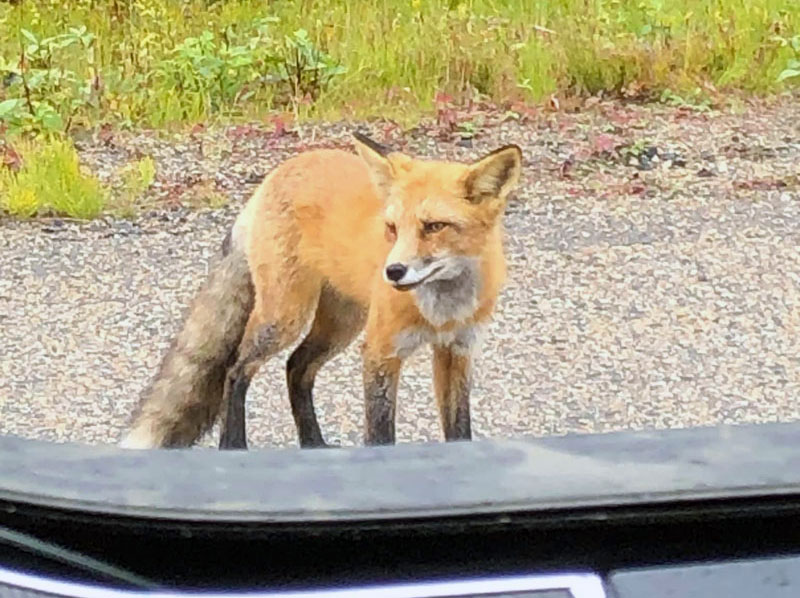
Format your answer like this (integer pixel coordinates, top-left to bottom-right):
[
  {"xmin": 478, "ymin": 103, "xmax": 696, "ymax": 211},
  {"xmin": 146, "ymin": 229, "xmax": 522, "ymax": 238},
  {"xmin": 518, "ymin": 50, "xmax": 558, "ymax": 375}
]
[{"xmin": 120, "ymin": 243, "xmax": 254, "ymax": 449}]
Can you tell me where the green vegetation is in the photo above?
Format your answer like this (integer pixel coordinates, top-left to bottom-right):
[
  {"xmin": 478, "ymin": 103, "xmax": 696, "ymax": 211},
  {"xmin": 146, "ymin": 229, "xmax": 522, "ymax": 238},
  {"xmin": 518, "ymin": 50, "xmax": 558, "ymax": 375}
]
[
  {"xmin": 0, "ymin": 0, "xmax": 798, "ymax": 219},
  {"xmin": 0, "ymin": 136, "xmax": 107, "ymax": 218},
  {"xmin": 0, "ymin": 137, "xmax": 165, "ymax": 219},
  {"xmin": 111, "ymin": 155, "xmax": 156, "ymax": 218},
  {"xmin": 0, "ymin": 0, "xmax": 797, "ymax": 134}
]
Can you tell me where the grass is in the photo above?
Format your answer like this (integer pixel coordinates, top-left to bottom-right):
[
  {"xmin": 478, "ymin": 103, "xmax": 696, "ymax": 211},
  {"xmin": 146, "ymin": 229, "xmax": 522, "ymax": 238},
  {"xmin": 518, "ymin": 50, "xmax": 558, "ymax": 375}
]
[
  {"xmin": 0, "ymin": 0, "xmax": 798, "ymax": 219},
  {"xmin": 0, "ymin": 137, "xmax": 165, "ymax": 220},
  {"xmin": 109, "ymin": 155, "xmax": 157, "ymax": 218},
  {"xmin": 0, "ymin": 0, "xmax": 797, "ymax": 133},
  {"xmin": 0, "ymin": 136, "xmax": 108, "ymax": 219}
]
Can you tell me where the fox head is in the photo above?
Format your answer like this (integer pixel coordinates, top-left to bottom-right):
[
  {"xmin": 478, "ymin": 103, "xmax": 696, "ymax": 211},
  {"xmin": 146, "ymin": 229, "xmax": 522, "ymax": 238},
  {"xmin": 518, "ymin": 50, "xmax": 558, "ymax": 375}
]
[{"xmin": 353, "ymin": 132, "xmax": 522, "ymax": 292}]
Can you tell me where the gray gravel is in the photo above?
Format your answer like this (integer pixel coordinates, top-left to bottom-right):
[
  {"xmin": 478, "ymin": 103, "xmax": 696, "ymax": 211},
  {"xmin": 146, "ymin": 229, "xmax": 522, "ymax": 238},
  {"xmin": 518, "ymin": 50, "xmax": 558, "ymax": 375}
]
[{"xmin": 2, "ymin": 96, "xmax": 800, "ymax": 449}]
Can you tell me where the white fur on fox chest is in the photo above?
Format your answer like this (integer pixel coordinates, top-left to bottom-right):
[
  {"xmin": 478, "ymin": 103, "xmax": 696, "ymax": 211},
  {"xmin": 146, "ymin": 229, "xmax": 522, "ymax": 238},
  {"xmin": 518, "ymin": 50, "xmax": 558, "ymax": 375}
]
[
  {"xmin": 391, "ymin": 323, "xmax": 486, "ymax": 359},
  {"xmin": 413, "ymin": 259, "xmax": 481, "ymax": 327},
  {"xmin": 391, "ymin": 257, "xmax": 486, "ymax": 359}
]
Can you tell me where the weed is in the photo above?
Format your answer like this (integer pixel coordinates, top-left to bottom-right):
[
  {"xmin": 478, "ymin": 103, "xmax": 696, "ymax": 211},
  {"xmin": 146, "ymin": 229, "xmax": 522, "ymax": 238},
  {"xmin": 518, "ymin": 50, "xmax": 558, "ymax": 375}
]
[
  {"xmin": 0, "ymin": 26, "xmax": 96, "ymax": 134},
  {"xmin": 0, "ymin": 0, "xmax": 797, "ymax": 133},
  {"xmin": 111, "ymin": 155, "xmax": 156, "ymax": 218},
  {"xmin": 150, "ymin": 20, "xmax": 281, "ymax": 124},
  {"xmin": 183, "ymin": 179, "xmax": 228, "ymax": 209},
  {"xmin": 659, "ymin": 88, "xmax": 712, "ymax": 112},
  {"xmin": 775, "ymin": 34, "xmax": 800, "ymax": 82},
  {"xmin": 276, "ymin": 28, "xmax": 346, "ymax": 112},
  {"xmin": 0, "ymin": 136, "xmax": 108, "ymax": 219}
]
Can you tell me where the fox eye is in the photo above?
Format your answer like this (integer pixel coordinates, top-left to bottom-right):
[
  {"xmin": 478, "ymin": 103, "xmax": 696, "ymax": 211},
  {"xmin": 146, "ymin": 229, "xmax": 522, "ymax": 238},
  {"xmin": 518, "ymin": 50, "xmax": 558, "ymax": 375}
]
[
  {"xmin": 423, "ymin": 221, "xmax": 449, "ymax": 234},
  {"xmin": 385, "ymin": 222, "xmax": 397, "ymax": 241}
]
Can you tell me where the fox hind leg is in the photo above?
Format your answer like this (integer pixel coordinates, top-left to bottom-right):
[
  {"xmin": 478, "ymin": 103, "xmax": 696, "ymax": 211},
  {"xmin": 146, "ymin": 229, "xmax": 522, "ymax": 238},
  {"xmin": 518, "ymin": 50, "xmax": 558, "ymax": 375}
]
[
  {"xmin": 218, "ymin": 319, "xmax": 279, "ymax": 450},
  {"xmin": 218, "ymin": 270, "xmax": 321, "ymax": 451},
  {"xmin": 286, "ymin": 284, "xmax": 366, "ymax": 448}
]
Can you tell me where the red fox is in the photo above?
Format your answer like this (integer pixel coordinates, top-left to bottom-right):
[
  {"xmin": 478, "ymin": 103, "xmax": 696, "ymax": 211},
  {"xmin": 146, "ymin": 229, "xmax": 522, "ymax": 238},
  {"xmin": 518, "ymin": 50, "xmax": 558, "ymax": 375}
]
[{"xmin": 120, "ymin": 132, "xmax": 522, "ymax": 450}]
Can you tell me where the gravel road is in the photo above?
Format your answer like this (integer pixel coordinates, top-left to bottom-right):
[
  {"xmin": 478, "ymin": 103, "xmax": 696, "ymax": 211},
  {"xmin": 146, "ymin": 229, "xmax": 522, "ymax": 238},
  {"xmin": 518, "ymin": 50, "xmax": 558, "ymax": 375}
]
[{"xmin": 2, "ymin": 96, "xmax": 799, "ymax": 449}]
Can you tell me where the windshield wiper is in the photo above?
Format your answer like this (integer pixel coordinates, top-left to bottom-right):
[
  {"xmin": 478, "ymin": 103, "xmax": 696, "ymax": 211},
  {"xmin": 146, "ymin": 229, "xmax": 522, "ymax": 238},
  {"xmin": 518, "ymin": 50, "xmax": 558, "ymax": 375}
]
[{"xmin": 0, "ymin": 524, "xmax": 160, "ymax": 590}]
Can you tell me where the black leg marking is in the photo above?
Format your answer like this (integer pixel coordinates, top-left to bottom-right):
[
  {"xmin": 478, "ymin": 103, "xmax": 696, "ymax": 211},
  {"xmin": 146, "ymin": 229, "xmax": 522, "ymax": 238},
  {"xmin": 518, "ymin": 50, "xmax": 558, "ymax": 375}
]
[
  {"xmin": 286, "ymin": 340, "xmax": 328, "ymax": 449},
  {"xmin": 446, "ymin": 367, "xmax": 472, "ymax": 442},
  {"xmin": 364, "ymin": 365, "xmax": 398, "ymax": 446},
  {"xmin": 285, "ymin": 284, "xmax": 365, "ymax": 449},
  {"xmin": 218, "ymin": 323, "xmax": 279, "ymax": 451},
  {"xmin": 219, "ymin": 368, "xmax": 249, "ymax": 450},
  {"xmin": 446, "ymin": 393, "xmax": 472, "ymax": 442},
  {"xmin": 434, "ymin": 348, "xmax": 473, "ymax": 443}
]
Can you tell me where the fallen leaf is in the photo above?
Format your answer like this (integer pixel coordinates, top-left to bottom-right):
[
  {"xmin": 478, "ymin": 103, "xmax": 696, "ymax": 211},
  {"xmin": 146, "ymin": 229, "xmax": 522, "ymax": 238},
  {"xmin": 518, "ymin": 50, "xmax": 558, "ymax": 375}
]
[{"xmin": 591, "ymin": 133, "xmax": 618, "ymax": 155}]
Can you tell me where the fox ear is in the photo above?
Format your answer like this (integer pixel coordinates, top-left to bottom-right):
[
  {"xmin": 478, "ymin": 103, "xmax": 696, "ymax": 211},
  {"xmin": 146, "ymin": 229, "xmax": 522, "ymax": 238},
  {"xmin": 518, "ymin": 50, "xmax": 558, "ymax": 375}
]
[
  {"xmin": 463, "ymin": 145, "xmax": 523, "ymax": 203},
  {"xmin": 352, "ymin": 132, "xmax": 397, "ymax": 197}
]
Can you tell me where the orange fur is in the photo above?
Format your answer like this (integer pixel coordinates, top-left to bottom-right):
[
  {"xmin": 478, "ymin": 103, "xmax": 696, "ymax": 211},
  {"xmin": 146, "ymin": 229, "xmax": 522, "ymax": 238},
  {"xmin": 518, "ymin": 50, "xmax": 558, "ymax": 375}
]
[{"xmin": 121, "ymin": 133, "xmax": 522, "ymax": 450}]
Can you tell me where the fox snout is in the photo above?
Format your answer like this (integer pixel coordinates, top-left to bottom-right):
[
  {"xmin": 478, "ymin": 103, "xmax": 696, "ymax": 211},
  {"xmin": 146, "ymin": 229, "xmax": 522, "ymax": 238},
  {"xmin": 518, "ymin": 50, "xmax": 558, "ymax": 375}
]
[
  {"xmin": 383, "ymin": 260, "xmax": 422, "ymax": 291},
  {"xmin": 383, "ymin": 256, "xmax": 449, "ymax": 291},
  {"xmin": 385, "ymin": 263, "xmax": 408, "ymax": 282}
]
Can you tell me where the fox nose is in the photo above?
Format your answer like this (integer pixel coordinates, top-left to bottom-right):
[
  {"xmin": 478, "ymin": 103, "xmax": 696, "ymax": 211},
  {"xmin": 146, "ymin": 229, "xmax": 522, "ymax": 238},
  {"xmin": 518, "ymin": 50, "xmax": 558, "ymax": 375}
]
[{"xmin": 385, "ymin": 263, "xmax": 407, "ymax": 282}]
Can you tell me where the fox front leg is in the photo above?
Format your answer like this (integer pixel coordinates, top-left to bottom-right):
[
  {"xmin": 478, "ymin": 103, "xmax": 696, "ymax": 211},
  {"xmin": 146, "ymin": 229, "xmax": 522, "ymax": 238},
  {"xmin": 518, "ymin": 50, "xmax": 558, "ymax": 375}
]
[
  {"xmin": 362, "ymin": 356, "xmax": 402, "ymax": 446},
  {"xmin": 432, "ymin": 344, "xmax": 473, "ymax": 441}
]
